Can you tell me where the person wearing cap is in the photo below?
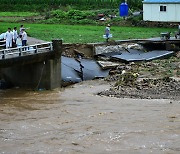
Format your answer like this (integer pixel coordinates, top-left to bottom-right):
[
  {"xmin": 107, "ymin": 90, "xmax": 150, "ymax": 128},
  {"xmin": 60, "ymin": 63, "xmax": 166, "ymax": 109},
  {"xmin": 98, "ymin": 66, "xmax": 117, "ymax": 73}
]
[
  {"xmin": 19, "ymin": 25, "xmax": 24, "ymax": 38},
  {"xmin": 19, "ymin": 25, "xmax": 29, "ymax": 38},
  {"xmin": 21, "ymin": 28, "xmax": 27, "ymax": 46},
  {"xmin": 105, "ymin": 24, "xmax": 111, "ymax": 42}
]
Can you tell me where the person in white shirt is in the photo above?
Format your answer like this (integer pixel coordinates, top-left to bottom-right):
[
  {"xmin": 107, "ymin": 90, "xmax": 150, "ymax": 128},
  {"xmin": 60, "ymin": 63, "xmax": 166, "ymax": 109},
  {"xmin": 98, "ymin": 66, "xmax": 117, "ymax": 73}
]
[
  {"xmin": 21, "ymin": 28, "xmax": 27, "ymax": 46},
  {"xmin": 19, "ymin": 25, "xmax": 29, "ymax": 38},
  {"xmin": 4, "ymin": 28, "xmax": 14, "ymax": 49},
  {"xmin": 178, "ymin": 23, "xmax": 180, "ymax": 34},
  {"xmin": 13, "ymin": 27, "xmax": 18, "ymax": 46}
]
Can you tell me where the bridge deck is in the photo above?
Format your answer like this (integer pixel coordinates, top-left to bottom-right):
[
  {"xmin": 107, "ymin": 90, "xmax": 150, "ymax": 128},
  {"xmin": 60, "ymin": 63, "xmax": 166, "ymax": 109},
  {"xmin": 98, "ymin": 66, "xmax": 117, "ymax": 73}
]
[
  {"xmin": 0, "ymin": 42, "xmax": 55, "ymax": 68},
  {"xmin": 0, "ymin": 42, "xmax": 52, "ymax": 60}
]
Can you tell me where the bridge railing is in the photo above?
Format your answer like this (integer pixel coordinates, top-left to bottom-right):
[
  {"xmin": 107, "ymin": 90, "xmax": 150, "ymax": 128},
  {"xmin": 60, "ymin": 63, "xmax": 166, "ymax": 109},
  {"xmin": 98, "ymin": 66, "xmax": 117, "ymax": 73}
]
[
  {"xmin": 0, "ymin": 42, "xmax": 53, "ymax": 60},
  {"xmin": 0, "ymin": 40, "xmax": 6, "ymax": 48}
]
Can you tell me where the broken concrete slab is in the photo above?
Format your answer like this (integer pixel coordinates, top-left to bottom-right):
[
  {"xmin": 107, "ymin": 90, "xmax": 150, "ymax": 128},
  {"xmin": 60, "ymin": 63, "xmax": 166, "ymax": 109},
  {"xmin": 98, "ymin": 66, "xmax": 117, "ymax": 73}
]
[
  {"xmin": 96, "ymin": 49, "xmax": 144, "ymax": 58},
  {"xmin": 94, "ymin": 43, "xmax": 145, "ymax": 55},
  {"xmin": 80, "ymin": 59, "xmax": 110, "ymax": 80},
  {"xmin": 97, "ymin": 61, "xmax": 120, "ymax": 69},
  {"xmin": 111, "ymin": 50, "xmax": 174, "ymax": 63},
  {"xmin": 61, "ymin": 56, "xmax": 110, "ymax": 85},
  {"xmin": 61, "ymin": 56, "xmax": 82, "ymax": 84}
]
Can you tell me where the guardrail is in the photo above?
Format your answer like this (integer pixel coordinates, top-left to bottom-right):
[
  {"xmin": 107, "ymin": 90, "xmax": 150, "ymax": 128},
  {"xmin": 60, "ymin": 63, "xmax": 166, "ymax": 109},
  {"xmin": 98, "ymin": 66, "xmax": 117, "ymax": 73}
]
[
  {"xmin": 0, "ymin": 40, "xmax": 6, "ymax": 48},
  {"xmin": 0, "ymin": 42, "xmax": 53, "ymax": 60}
]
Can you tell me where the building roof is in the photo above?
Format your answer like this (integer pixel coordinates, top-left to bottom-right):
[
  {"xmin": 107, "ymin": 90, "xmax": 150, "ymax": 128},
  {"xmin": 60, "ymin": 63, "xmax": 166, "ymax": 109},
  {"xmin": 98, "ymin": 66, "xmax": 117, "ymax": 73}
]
[{"xmin": 143, "ymin": 0, "xmax": 180, "ymax": 4}]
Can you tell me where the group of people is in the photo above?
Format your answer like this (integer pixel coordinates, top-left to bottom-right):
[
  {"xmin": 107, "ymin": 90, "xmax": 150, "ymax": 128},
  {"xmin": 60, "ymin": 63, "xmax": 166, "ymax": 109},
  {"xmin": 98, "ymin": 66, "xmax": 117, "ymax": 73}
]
[{"xmin": 4, "ymin": 25, "xmax": 28, "ymax": 49}]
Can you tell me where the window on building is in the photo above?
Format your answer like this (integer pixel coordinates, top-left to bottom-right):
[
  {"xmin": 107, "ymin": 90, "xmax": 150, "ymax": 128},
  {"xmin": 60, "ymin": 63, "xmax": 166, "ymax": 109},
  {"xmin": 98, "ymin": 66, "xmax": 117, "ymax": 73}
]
[{"xmin": 160, "ymin": 5, "xmax": 166, "ymax": 12}]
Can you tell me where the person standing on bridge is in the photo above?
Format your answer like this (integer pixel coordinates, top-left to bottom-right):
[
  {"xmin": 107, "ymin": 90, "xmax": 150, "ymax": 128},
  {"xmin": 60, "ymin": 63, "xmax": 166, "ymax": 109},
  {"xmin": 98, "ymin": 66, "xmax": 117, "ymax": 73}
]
[
  {"xmin": 13, "ymin": 27, "xmax": 18, "ymax": 47},
  {"xmin": 19, "ymin": 25, "xmax": 29, "ymax": 38},
  {"xmin": 4, "ymin": 28, "xmax": 14, "ymax": 49},
  {"xmin": 21, "ymin": 28, "xmax": 27, "ymax": 46},
  {"xmin": 19, "ymin": 25, "xmax": 24, "ymax": 38}
]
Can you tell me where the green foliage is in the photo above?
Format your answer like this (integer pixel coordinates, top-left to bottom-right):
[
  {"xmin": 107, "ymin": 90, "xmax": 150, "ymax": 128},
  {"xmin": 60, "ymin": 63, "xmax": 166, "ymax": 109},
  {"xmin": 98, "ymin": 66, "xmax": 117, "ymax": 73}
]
[
  {"xmin": 0, "ymin": 0, "xmax": 143, "ymax": 11},
  {"xmin": 50, "ymin": 9, "xmax": 96, "ymax": 20},
  {"xmin": 51, "ymin": 10, "xmax": 67, "ymax": 19},
  {"xmin": 127, "ymin": 14, "xmax": 143, "ymax": 26},
  {"xmin": 67, "ymin": 10, "xmax": 95, "ymax": 20},
  {"xmin": 67, "ymin": 10, "xmax": 86, "ymax": 20},
  {"xmin": 44, "ymin": 9, "xmax": 96, "ymax": 25}
]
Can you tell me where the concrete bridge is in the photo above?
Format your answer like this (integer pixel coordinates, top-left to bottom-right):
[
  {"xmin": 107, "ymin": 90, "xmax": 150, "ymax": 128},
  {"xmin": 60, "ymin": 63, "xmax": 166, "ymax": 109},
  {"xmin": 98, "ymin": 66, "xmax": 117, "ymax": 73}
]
[{"xmin": 0, "ymin": 40, "xmax": 62, "ymax": 90}]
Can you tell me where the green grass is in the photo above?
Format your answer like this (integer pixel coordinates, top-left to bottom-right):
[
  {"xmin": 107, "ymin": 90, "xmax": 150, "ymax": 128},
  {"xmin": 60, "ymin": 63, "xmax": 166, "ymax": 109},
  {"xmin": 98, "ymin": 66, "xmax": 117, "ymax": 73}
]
[
  {"xmin": 0, "ymin": 12, "xmax": 39, "ymax": 17},
  {"xmin": 0, "ymin": 22, "xmax": 176, "ymax": 43},
  {"xmin": 0, "ymin": 17, "xmax": 24, "ymax": 22}
]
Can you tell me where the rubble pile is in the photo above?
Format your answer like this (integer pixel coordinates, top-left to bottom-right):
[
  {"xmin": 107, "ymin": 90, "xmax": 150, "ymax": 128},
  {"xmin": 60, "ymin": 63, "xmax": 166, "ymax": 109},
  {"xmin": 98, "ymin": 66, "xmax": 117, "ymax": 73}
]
[
  {"xmin": 95, "ymin": 43, "xmax": 145, "ymax": 55},
  {"xmin": 98, "ymin": 77, "xmax": 180, "ymax": 100}
]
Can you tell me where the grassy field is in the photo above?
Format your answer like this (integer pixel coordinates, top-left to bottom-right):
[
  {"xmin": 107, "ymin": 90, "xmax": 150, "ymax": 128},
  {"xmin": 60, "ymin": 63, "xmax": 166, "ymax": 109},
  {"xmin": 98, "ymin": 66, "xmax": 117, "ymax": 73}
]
[
  {"xmin": 0, "ymin": 12, "xmax": 39, "ymax": 17},
  {"xmin": 0, "ymin": 12, "xmax": 39, "ymax": 23},
  {"xmin": 0, "ymin": 22, "xmax": 176, "ymax": 43}
]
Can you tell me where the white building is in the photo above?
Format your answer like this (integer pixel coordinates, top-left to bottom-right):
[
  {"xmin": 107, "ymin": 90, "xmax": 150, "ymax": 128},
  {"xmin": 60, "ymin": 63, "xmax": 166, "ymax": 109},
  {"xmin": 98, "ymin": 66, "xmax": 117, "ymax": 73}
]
[{"xmin": 143, "ymin": 0, "xmax": 180, "ymax": 22}]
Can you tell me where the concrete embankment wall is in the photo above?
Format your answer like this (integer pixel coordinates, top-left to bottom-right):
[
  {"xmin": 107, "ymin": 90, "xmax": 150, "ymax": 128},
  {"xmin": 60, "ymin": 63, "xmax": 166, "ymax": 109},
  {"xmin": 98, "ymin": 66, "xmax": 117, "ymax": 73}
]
[{"xmin": 62, "ymin": 39, "xmax": 149, "ymax": 58}]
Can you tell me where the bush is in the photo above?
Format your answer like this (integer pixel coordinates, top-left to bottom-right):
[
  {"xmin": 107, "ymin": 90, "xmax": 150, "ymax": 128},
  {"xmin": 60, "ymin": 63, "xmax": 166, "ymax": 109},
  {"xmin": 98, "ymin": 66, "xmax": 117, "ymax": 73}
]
[
  {"xmin": 51, "ymin": 10, "xmax": 67, "ymax": 19},
  {"xmin": 127, "ymin": 14, "xmax": 143, "ymax": 26},
  {"xmin": 67, "ymin": 10, "xmax": 87, "ymax": 20},
  {"xmin": 77, "ymin": 19, "xmax": 97, "ymax": 25},
  {"xmin": 41, "ymin": 18, "xmax": 61, "ymax": 24},
  {"xmin": 50, "ymin": 9, "xmax": 96, "ymax": 21}
]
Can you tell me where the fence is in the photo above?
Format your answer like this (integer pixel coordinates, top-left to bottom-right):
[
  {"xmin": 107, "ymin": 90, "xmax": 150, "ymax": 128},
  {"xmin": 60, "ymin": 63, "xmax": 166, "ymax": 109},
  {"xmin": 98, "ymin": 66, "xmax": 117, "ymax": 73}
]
[
  {"xmin": 0, "ymin": 42, "xmax": 53, "ymax": 60},
  {"xmin": 0, "ymin": 40, "xmax": 6, "ymax": 48}
]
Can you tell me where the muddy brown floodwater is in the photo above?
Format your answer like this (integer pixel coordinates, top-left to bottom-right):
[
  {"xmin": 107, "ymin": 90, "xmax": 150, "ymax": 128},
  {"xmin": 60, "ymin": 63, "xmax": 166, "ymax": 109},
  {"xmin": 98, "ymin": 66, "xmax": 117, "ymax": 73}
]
[{"xmin": 0, "ymin": 80, "xmax": 180, "ymax": 154}]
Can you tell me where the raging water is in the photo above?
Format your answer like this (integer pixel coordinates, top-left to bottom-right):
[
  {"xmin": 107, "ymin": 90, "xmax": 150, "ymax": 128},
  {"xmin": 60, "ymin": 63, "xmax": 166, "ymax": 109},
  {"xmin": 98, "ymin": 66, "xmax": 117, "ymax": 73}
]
[{"xmin": 0, "ymin": 80, "xmax": 180, "ymax": 154}]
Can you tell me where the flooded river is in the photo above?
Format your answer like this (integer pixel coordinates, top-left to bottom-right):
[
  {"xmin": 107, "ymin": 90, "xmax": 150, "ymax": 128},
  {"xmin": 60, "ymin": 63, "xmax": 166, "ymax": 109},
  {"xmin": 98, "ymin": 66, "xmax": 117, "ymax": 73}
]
[{"xmin": 0, "ymin": 80, "xmax": 180, "ymax": 153}]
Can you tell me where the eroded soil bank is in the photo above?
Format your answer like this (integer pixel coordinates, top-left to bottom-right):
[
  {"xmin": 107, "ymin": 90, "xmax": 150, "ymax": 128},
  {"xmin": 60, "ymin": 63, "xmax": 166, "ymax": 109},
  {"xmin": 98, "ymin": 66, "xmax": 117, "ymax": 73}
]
[
  {"xmin": 99, "ymin": 77, "xmax": 180, "ymax": 100},
  {"xmin": 0, "ymin": 80, "xmax": 180, "ymax": 153}
]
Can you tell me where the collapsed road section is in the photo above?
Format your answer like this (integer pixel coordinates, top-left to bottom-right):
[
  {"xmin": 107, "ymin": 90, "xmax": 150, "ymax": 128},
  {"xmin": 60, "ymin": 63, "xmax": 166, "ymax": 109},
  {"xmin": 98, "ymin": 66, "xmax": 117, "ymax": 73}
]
[
  {"xmin": 61, "ymin": 56, "xmax": 110, "ymax": 86},
  {"xmin": 0, "ymin": 38, "xmax": 180, "ymax": 90}
]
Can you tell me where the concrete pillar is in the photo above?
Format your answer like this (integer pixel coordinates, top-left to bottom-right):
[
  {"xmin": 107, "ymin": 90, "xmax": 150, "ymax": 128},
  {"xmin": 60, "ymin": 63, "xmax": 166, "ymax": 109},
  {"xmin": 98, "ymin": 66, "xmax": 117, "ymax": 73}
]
[
  {"xmin": 165, "ymin": 42, "xmax": 171, "ymax": 50},
  {"xmin": 40, "ymin": 39, "xmax": 62, "ymax": 90},
  {"xmin": 40, "ymin": 59, "xmax": 61, "ymax": 90}
]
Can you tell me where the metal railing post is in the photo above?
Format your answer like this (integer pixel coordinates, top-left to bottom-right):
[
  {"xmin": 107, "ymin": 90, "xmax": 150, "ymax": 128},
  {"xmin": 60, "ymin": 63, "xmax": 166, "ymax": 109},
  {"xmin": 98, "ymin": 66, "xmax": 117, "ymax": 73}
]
[
  {"xmin": 35, "ymin": 45, "xmax": 38, "ymax": 53},
  {"xmin": 50, "ymin": 42, "xmax": 53, "ymax": 51},
  {"xmin": 3, "ymin": 50, "xmax": 6, "ymax": 59},
  {"xmin": 19, "ymin": 47, "xmax": 22, "ymax": 56}
]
